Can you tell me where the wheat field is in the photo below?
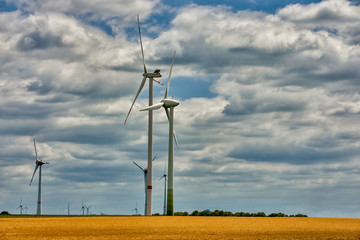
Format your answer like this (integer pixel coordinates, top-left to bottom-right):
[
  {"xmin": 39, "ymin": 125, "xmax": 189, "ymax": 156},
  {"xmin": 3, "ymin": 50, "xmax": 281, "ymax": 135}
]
[{"xmin": 1, "ymin": 216, "xmax": 360, "ymax": 239}]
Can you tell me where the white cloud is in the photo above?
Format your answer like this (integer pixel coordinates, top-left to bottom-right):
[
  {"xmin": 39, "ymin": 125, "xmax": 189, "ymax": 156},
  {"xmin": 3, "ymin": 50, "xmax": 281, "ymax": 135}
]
[{"xmin": 1, "ymin": 0, "xmax": 360, "ymax": 217}]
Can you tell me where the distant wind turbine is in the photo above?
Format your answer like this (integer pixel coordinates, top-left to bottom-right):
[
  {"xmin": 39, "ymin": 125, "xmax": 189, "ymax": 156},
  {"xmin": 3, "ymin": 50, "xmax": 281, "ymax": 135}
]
[
  {"xmin": 80, "ymin": 202, "xmax": 85, "ymax": 215},
  {"xmin": 159, "ymin": 163, "xmax": 167, "ymax": 215},
  {"xmin": 66, "ymin": 203, "xmax": 70, "ymax": 215},
  {"xmin": 132, "ymin": 202, "xmax": 139, "ymax": 215},
  {"xmin": 16, "ymin": 198, "xmax": 23, "ymax": 215},
  {"xmin": 29, "ymin": 138, "xmax": 49, "ymax": 215},
  {"xmin": 124, "ymin": 15, "xmax": 163, "ymax": 215},
  {"xmin": 85, "ymin": 205, "xmax": 92, "ymax": 215},
  {"xmin": 24, "ymin": 204, "xmax": 28, "ymax": 214},
  {"xmin": 133, "ymin": 156, "xmax": 156, "ymax": 215},
  {"xmin": 141, "ymin": 51, "xmax": 179, "ymax": 215}
]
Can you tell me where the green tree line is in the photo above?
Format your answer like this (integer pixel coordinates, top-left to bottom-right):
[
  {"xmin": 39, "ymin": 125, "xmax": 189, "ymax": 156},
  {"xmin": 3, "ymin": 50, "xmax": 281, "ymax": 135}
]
[{"xmin": 153, "ymin": 209, "xmax": 307, "ymax": 217}]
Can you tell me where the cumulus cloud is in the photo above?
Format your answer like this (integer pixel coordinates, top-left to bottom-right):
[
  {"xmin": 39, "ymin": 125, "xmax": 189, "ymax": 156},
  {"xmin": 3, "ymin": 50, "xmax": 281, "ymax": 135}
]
[{"xmin": 1, "ymin": 0, "xmax": 360, "ymax": 217}]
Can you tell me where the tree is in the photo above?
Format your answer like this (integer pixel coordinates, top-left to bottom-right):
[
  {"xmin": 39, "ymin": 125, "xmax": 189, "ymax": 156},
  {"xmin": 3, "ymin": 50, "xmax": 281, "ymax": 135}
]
[
  {"xmin": 198, "ymin": 209, "xmax": 211, "ymax": 216},
  {"xmin": 190, "ymin": 210, "xmax": 199, "ymax": 216},
  {"xmin": 223, "ymin": 211, "xmax": 233, "ymax": 216},
  {"xmin": 211, "ymin": 210, "xmax": 224, "ymax": 216},
  {"xmin": 254, "ymin": 212, "xmax": 266, "ymax": 217},
  {"xmin": 268, "ymin": 212, "xmax": 288, "ymax": 217}
]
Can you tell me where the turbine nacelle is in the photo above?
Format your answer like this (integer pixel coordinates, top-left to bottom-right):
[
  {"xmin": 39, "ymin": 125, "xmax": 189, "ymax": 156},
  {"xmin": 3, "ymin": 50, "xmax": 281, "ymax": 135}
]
[
  {"xmin": 36, "ymin": 160, "xmax": 49, "ymax": 166},
  {"xmin": 162, "ymin": 99, "xmax": 179, "ymax": 108},
  {"xmin": 143, "ymin": 69, "xmax": 162, "ymax": 78}
]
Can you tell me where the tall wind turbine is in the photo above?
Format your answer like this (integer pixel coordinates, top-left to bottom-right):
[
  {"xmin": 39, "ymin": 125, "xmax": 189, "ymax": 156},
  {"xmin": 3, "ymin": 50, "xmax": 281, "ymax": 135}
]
[
  {"xmin": 133, "ymin": 156, "xmax": 156, "ymax": 215},
  {"xmin": 29, "ymin": 138, "xmax": 49, "ymax": 215},
  {"xmin": 124, "ymin": 15, "xmax": 163, "ymax": 216},
  {"xmin": 159, "ymin": 163, "xmax": 167, "ymax": 215},
  {"xmin": 141, "ymin": 51, "xmax": 179, "ymax": 215}
]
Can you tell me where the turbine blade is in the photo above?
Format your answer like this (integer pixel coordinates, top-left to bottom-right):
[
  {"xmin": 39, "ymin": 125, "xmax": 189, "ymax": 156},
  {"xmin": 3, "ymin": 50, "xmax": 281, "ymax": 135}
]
[
  {"xmin": 124, "ymin": 76, "xmax": 147, "ymax": 124},
  {"xmin": 137, "ymin": 15, "xmax": 147, "ymax": 74},
  {"xmin": 165, "ymin": 107, "xmax": 170, "ymax": 121},
  {"xmin": 165, "ymin": 51, "xmax": 176, "ymax": 99},
  {"xmin": 164, "ymin": 108, "xmax": 179, "ymax": 149},
  {"xmin": 173, "ymin": 130, "xmax": 179, "ymax": 149},
  {"xmin": 153, "ymin": 79, "xmax": 164, "ymax": 86},
  {"xmin": 133, "ymin": 161, "xmax": 145, "ymax": 172},
  {"xmin": 140, "ymin": 102, "xmax": 164, "ymax": 111},
  {"xmin": 33, "ymin": 138, "xmax": 38, "ymax": 161},
  {"xmin": 29, "ymin": 164, "xmax": 39, "ymax": 186}
]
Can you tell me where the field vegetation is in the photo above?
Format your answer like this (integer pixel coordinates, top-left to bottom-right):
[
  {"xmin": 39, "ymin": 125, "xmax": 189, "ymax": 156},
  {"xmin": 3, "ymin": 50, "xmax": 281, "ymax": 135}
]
[
  {"xmin": 171, "ymin": 209, "xmax": 307, "ymax": 217},
  {"xmin": 1, "ymin": 216, "xmax": 359, "ymax": 239}
]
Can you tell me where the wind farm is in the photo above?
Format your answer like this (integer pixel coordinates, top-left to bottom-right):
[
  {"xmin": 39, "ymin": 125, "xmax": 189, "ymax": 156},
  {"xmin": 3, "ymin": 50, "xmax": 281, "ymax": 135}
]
[{"xmin": 2, "ymin": 0, "xmax": 360, "ymax": 238}]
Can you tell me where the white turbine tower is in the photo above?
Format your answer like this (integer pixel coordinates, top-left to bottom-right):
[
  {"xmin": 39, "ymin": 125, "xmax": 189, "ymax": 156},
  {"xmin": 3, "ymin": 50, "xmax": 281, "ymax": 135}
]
[
  {"xmin": 124, "ymin": 15, "xmax": 163, "ymax": 216},
  {"xmin": 29, "ymin": 138, "xmax": 49, "ymax": 215},
  {"xmin": 159, "ymin": 163, "xmax": 167, "ymax": 215},
  {"xmin": 141, "ymin": 51, "xmax": 179, "ymax": 215}
]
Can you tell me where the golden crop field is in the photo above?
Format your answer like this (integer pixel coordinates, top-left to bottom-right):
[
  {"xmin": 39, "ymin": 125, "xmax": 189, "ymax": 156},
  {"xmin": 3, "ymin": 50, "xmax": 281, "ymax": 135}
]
[{"xmin": 1, "ymin": 216, "xmax": 360, "ymax": 240}]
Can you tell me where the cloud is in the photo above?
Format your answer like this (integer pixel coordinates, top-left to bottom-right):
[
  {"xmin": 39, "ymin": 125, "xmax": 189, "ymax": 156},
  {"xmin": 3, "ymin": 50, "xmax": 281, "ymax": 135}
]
[{"xmin": 1, "ymin": 0, "xmax": 360, "ymax": 217}]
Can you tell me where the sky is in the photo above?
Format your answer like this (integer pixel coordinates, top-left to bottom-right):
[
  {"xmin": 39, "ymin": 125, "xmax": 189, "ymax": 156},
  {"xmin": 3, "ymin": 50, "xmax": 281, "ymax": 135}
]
[{"xmin": 1, "ymin": 0, "xmax": 360, "ymax": 218}]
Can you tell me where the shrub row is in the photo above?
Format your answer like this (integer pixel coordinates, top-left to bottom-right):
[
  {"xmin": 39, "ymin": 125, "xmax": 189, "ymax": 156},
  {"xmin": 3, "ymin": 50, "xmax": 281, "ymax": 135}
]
[{"xmin": 153, "ymin": 210, "xmax": 307, "ymax": 217}]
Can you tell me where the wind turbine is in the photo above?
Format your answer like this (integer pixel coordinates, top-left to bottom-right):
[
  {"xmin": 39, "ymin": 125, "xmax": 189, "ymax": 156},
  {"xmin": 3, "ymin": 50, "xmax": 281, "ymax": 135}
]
[
  {"xmin": 124, "ymin": 15, "xmax": 163, "ymax": 216},
  {"xmin": 132, "ymin": 203, "xmax": 139, "ymax": 215},
  {"xmin": 85, "ymin": 205, "xmax": 92, "ymax": 215},
  {"xmin": 133, "ymin": 156, "xmax": 156, "ymax": 215},
  {"xmin": 141, "ymin": 51, "xmax": 179, "ymax": 216},
  {"xmin": 159, "ymin": 163, "xmax": 167, "ymax": 215},
  {"xmin": 16, "ymin": 198, "xmax": 23, "ymax": 215},
  {"xmin": 29, "ymin": 138, "xmax": 49, "ymax": 215},
  {"xmin": 66, "ymin": 203, "xmax": 70, "ymax": 215},
  {"xmin": 80, "ymin": 203, "xmax": 85, "ymax": 215},
  {"xmin": 24, "ymin": 204, "xmax": 28, "ymax": 214}
]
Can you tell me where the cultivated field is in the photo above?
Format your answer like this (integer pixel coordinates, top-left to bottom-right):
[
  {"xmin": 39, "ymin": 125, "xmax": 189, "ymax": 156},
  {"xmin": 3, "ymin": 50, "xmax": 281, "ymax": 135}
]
[{"xmin": 1, "ymin": 216, "xmax": 359, "ymax": 239}]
